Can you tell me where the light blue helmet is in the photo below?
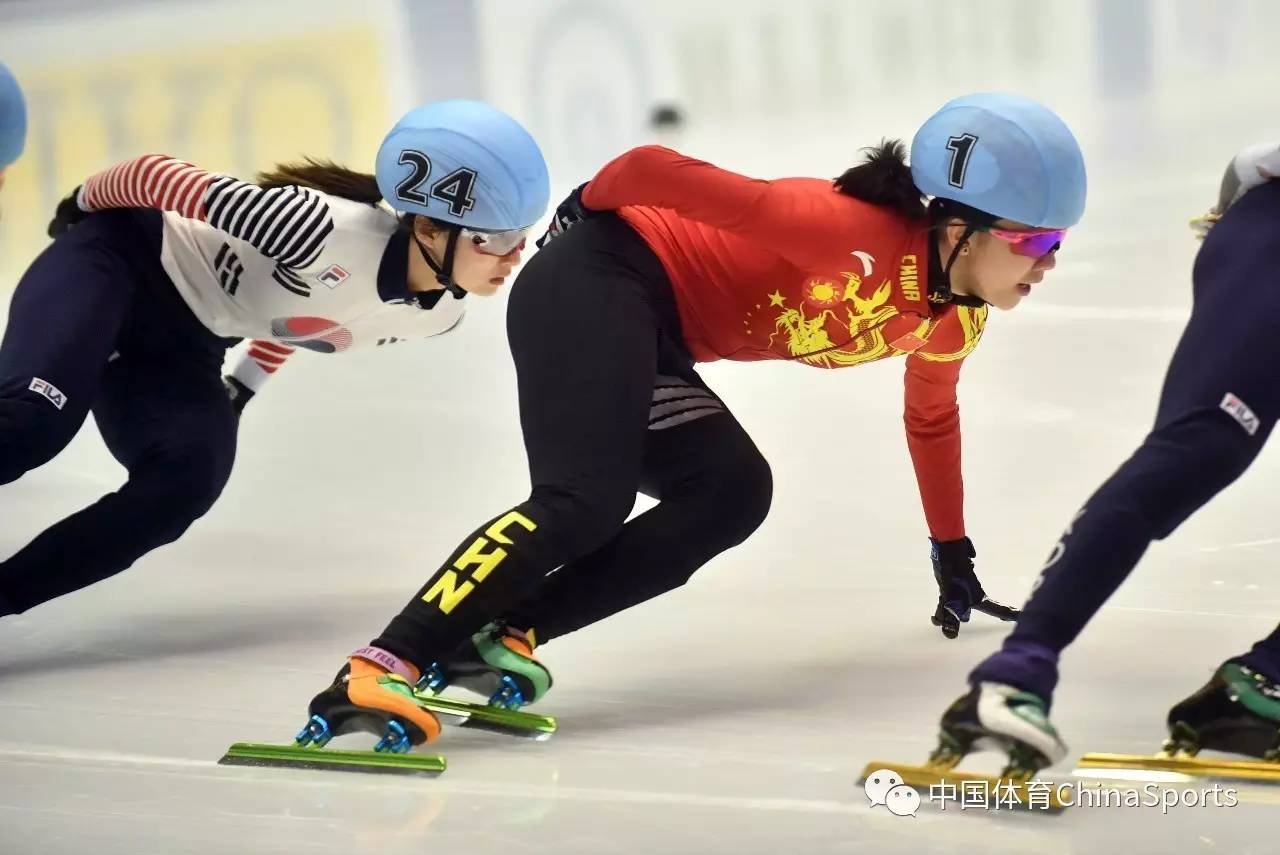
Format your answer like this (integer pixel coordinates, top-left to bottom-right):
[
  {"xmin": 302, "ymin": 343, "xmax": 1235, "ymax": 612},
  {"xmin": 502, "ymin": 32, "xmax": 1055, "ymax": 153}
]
[
  {"xmin": 375, "ymin": 99, "xmax": 549, "ymax": 231},
  {"xmin": 0, "ymin": 61, "xmax": 27, "ymax": 169},
  {"xmin": 910, "ymin": 92, "xmax": 1086, "ymax": 228}
]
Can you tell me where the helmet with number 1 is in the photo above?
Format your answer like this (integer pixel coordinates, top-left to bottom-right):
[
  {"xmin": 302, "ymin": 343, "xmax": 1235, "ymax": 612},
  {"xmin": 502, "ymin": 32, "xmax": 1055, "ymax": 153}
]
[
  {"xmin": 0, "ymin": 60, "xmax": 27, "ymax": 169},
  {"xmin": 910, "ymin": 92, "xmax": 1086, "ymax": 229},
  {"xmin": 375, "ymin": 99, "xmax": 549, "ymax": 231}
]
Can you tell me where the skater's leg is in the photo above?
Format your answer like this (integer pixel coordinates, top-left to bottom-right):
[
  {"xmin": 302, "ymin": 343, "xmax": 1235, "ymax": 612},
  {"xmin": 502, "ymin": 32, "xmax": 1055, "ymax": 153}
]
[
  {"xmin": 0, "ymin": 212, "xmax": 143, "ymax": 485},
  {"xmin": 505, "ymin": 404, "xmax": 773, "ymax": 642},
  {"xmin": 424, "ymin": 376, "xmax": 771, "ymax": 708},
  {"xmin": 370, "ymin": 216, "xmax": 667, "ymax": 670},
  {"xmin": 971, "ymin": 181, "xmax": 1280, "ymax": 703},
  {"xmin": 0, "ymin": 216, "xmax": 236, "ymax": 614},
  {"xmin": 0, "ymin": 361, "xmax": 236, "ymax": 612}
]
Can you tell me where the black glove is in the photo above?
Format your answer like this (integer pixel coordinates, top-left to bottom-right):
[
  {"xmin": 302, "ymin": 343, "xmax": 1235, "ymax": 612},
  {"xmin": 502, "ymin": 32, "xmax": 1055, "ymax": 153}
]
[
  {"xmin": 929, "ymin": 536, "xmax": 1020, "ymax": 639},
  {"xmin": 48, "ymin": 186, "xmax": 89, "ymax": 238},
  {"xmin": 224, "ymin": 375, "xmax": 255, "ymax": 417},
  {"xmin": 535, "ymin": 183, "xmax": 594, "ymax": 248}
]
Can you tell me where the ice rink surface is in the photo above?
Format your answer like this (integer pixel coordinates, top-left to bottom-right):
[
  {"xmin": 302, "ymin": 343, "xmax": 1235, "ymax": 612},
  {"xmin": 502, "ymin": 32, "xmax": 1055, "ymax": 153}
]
[{"xmin": 3, "ymin": 1, "xmax": 1280, "ymax": 853}]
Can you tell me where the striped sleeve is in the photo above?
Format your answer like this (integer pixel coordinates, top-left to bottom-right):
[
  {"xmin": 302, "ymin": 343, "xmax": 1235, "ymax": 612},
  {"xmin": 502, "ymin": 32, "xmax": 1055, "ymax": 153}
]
[
  {"xmin": 227, "ymin": 339, "xmax": 298, "ymax": 393},
  {"xmin": 78, "ymin": 154, "xmax": 334, "ymax": 268}
]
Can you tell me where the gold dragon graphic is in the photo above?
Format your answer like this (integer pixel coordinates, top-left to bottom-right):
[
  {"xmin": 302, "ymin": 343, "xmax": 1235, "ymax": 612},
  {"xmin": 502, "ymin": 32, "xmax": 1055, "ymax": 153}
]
[
  {"xmin": 769, "ymin": 273, "xmax": 903, "ymax": 368},
  {"xmin": 912, "ymin": 304, "xmax": 989, "ymax": 362}
]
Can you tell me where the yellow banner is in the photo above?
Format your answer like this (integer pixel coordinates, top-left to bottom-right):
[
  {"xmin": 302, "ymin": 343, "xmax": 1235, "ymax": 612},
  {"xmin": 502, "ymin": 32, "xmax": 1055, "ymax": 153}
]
[{"xmin": 2, "ymin": 26, "xmax": 391, "ymax": 284}]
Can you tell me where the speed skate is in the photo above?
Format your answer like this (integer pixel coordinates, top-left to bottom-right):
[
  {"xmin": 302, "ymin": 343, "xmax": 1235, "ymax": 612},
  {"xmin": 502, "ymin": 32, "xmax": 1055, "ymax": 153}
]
[
  {"xmin": 219, "ymin": 679, "xmax": 557, "ymax": 776},
  {"xmin": 1078, "ymin": 662, "xmax": 1280, "ymax": 785}
]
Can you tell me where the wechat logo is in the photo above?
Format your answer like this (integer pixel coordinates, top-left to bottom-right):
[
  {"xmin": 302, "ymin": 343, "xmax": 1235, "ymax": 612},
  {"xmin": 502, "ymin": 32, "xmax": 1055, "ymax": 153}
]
[{"xmin": 864, "ymin": 768, "xmax": 921, "ymax": 817}]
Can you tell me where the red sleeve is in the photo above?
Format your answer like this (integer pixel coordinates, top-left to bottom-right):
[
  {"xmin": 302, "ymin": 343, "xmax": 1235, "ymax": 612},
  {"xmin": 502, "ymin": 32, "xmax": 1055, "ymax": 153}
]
[
  {"xmin": 79, "ymin": 154, "xmax": 216, "ymax": 219},
  {"xmin": 581, "ymin": 145, "xmax": 860, "ymax": 268},
  {"xmin": 903, "ymin": 354, "xmax": 966, "ymax": 540}
]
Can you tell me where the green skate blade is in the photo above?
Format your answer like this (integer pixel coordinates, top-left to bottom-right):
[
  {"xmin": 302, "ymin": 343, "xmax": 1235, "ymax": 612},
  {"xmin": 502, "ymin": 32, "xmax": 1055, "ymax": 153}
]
[
  {"xmin": 858, "ymin": 760, "xmax": 1069, "ymax": 812},
  {"xmin": 413, "ymin": 692, "xmax": 557, "ymax": 740},
  {"xmin": 1077, "ymin": 752, "xmax": 1280, "ymax": 784},
  {"xmin": 219, "ymin": 743, "xmax": 446, "ymax": 777}
]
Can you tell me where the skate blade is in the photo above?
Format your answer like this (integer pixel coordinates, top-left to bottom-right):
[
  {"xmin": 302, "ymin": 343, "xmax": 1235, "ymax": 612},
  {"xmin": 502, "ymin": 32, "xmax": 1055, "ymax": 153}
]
[
  {"xmin": 219, "ymin": 743, "xmax": 446, "ymax": 777},
  {"xmin": 413, "ymin": 692, "xmax": 557, "ymax": 741},
  {"xmin": 1077, "ymin": 752, "xmax": 1280, "ymax": 784},
  {"xmin": 858, "ymin": 761, "xmax": 1069, "ymax": 812}
]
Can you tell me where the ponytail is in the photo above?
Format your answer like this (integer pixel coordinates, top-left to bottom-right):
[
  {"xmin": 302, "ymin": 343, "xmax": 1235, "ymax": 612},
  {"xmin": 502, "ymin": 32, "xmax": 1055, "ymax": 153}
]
[
  {"xmin": 256, "ymin": 158, "xmax": 383, "ymax": 205},
  {"xmin": 833, "ymin": 139, "xmax": 926, "ymax": 221},
  {"xmin": 257, "ymin": 158, "xmax": 450, "ymax": 236}
]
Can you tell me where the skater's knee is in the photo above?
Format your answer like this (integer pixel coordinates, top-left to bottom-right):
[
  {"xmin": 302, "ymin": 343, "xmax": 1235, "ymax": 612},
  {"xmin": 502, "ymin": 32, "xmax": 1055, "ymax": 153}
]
[
  {"xmin": 711, "ymin": 451, "xmax": 773, "ymax": 546},
  {"xmin": 128, "ymin": 444, "xmax": 233, "ymax": 531},
  {"xmin": 0, "ymin": 398, "xmax": 79, "ymax": 484},
  {"xmin": 1138, "ymin": 416, "xmax": 1262, "ymax": 539},
  {"xmin": 567, "ymin": 486, "xmax": 635, "ymax": 548},
  {"xmin": 1197, "ymin": 417, "xmax": 1265, "ymax": 478},
  {"xmin": 675, "ymin": 445, "xmax": 773, "ymax": 550},
  {"xmin": 528, "ymin": 483, "xmax": 635, "ymax": 555},
  {"xmin": 179, "ymin": 451, "xmax": 233, "ymax": 516},
  {"xmin": 1159, "ymin": 408, "xmax": 1264, "ymax": 476},
  {"xmin": 166, "ymin": 447, "xmax": 232, "ymax": 516}
]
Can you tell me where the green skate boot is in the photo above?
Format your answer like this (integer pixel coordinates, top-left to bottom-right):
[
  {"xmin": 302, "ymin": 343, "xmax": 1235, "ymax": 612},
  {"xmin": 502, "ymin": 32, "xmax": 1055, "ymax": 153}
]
[{"xmin": 419, "ymin": 622, "xmax": 553, "ymax": 710}]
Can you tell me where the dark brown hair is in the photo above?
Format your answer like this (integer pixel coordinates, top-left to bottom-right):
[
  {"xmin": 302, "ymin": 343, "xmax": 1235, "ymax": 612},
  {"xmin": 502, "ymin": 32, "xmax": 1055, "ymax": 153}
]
[
  {"xmin": 256, "ymin": 158, "xmax": 454, "ymax": 234},
  {"xmin": 257, "ymin": 158, "xmax": 382, "ymax": 205}
]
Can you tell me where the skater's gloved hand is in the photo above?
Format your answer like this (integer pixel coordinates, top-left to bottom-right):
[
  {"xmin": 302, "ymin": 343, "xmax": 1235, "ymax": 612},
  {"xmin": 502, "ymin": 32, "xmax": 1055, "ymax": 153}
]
[
  {"xmin": 535, "ymin": 183, "xmax": 594, "ymax": 248},
  {"xmin": 223, "ymin": 375, "xmax": 254, "ymax": 418},
  {"xmin": 48, "ymin": 186, "xmax": 89, "ymax": 237},
  {"xmin": 929, "ymin": 536, "xmax": 1021, "ymax": 639}
]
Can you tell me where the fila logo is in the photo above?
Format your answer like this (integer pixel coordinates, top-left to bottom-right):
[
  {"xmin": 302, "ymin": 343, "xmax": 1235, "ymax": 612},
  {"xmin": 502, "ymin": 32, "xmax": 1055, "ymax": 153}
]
[
  {"xmin": 29, "ymin": 377, "xmax": 67, "ymax": 410},
  {"xmin": 316, "ymin": 264, "xmax": 350, "ymax": 288},
  {"xmin": 1220, "ymin": 393, "xmax": 1260, "ymax": 436}
]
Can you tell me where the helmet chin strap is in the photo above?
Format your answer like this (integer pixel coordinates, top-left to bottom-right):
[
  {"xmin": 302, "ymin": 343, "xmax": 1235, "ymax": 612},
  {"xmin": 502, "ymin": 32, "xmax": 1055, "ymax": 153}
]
[
  {"xmin": 413, "ymin": 226, "xmax": 467, "ymax": 301},
  {"xmin": 939, "ymin": 224, "xmax": 988, "ymax": 308}
]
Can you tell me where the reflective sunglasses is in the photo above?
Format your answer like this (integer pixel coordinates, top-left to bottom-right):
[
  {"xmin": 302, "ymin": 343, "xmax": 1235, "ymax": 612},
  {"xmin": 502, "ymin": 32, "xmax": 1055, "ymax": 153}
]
[{"xmin": 982, "ymin": 226, "xmax": 1067, "ymax": 258}]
